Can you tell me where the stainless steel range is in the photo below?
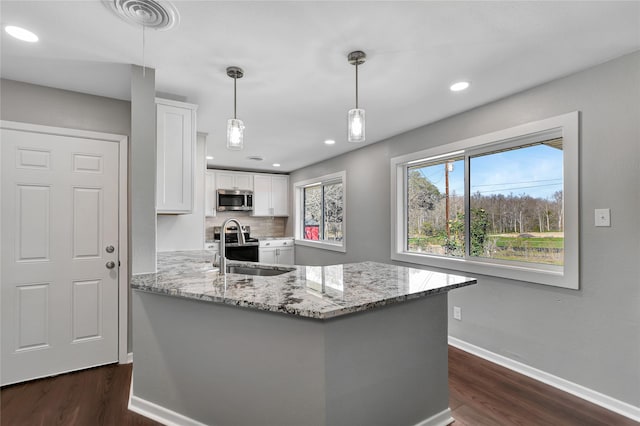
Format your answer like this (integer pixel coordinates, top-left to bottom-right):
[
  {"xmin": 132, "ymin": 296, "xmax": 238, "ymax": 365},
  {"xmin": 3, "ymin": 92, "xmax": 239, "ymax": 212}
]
[{"xmin": 213, "ymin": 225, "xmax": 259, "ymax": 262}]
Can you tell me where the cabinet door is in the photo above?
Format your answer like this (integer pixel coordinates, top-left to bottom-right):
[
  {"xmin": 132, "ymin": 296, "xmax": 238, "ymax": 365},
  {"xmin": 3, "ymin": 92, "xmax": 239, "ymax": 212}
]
[
  {"xmin": 252, "ymin": 175, "xmax": 272, "ymax": 216},
  {"xmin": 259, "ymin": 247, "xmax": 277, "ymax": 264},
  {"xmin": 215, "ymin": 172, "xmax": 235, "ymax": 190},
  {"xmin": 215, "ymin": 172, "xmax": 253, "ymax": 191},
  {"xmin": 271, "ymin": 176, "xmax": 289, "ymax": 217},
  {"xmin": 205, "ymin": 171, "xmax": 216, "ymax": 217},
  {"xmin": 235, "ymin": 174, "xmax": 253, "ymax": 191},
  {"xmin": 157, "ymin": 102, "xmax": 194, "ymax": 213},
  {"xmin": 277, "ymin": 247, "xmax": 294, "ymax": 265}
]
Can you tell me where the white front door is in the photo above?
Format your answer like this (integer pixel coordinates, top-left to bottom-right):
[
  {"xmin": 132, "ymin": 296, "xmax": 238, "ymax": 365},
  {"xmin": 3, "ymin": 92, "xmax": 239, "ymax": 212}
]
[{"xmin": 1, "ymin": 128, "xmax": 120, "ymax": 385}]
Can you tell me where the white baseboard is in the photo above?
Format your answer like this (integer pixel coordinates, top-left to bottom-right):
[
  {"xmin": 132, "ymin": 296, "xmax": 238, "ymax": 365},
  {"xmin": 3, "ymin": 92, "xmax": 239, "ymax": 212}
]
[
  {"xmin": 128, "ymin": 394, "xmax": 208, "ymax": 426},
  {"xmin": 126, "ymin": 352, "xmax": 133, "ymax": 364},
  {"xmin": 448, "ymin": 336, "xmax": 640, "ymax": 423},
  {"xmin": 413, "ymin": 408, "xmax": 454, "ymax": 426}
]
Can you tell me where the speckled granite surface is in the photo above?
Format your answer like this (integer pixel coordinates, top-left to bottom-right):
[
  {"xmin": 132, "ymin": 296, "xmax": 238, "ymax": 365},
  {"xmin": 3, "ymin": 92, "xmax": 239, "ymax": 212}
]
[{"xmin": 131, "ymin": 250, "xmax": 476, "ymax": 320}]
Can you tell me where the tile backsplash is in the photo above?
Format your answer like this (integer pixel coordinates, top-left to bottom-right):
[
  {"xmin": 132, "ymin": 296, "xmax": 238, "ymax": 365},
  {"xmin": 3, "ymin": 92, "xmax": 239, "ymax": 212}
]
[{"xmin": 205, "ymin": 211, "xmax": 288, "ymax": 241}]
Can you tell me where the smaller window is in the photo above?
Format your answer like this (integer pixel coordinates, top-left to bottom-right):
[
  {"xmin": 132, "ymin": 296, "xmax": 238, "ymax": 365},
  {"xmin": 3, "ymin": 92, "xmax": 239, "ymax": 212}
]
[{"xmin": 295, "ymin": 171, "xmax": 346, "ymax": 252}]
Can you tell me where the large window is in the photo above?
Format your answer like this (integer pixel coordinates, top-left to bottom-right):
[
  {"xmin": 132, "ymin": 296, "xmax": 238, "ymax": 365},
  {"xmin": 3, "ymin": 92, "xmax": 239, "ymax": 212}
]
[
  {"xmin": 391, "ymin": 112, "xmax": 579, "ymax": 289},
  {"xmin": 295, "ymin": 171, "xmax": 346, "ymax": 252}
]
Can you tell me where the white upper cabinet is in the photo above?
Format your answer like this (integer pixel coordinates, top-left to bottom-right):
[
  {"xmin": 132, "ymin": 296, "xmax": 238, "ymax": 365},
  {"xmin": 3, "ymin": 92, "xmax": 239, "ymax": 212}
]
[
  {"xmin": 252, "ymin": 174, "xmax": 289, "ymax": 217},
  {"xmin": 215, "ymin": 171, "xmax": 253, "ymax": 191},
  {"xmin": 156, "ymin": 98, "xmax": 198, "ymax": 214}
]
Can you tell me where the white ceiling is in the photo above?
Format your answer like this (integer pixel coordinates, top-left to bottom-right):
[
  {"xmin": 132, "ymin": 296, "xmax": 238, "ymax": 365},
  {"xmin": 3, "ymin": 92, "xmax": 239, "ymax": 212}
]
[{"xmin": 1, "ymin": 1, "xmax": 639, "ymax": 173}]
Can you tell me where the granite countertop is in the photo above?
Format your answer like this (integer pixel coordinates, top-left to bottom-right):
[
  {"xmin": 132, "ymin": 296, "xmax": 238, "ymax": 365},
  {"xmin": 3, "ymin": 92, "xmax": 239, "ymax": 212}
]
[{"xmin": 131, "ymin": 250, "xmax": 476, "ymax": 320}]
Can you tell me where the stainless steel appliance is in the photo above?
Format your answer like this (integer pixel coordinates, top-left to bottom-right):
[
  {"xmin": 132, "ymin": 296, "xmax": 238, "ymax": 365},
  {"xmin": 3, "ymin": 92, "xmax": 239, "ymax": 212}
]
[
  {"xmin": 217, "ymin": 189, "xmax": 253, "ymax": 212},
  {"xmin": 214, "ymin": 225, "xmax": 259, "ymax": 262}
]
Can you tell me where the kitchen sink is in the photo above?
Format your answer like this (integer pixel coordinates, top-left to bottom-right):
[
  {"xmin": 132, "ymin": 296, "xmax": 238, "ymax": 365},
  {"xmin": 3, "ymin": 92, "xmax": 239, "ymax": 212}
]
[{"xmin": 226, "ymin": 265, "xmax": 294, "ymax": 277}]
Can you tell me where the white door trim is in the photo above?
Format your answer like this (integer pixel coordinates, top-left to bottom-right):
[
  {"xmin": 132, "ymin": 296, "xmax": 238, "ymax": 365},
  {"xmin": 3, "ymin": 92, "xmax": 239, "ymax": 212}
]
[{"xmin": 0, "ymin": 120, "xmax": 129, "ymax": 364}]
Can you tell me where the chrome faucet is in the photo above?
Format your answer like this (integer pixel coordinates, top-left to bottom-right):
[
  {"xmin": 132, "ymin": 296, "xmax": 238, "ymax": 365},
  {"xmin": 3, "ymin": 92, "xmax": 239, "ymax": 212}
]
[{"xmin": 217, "ymin": 218, "xmax": 246, "ymax": 275}]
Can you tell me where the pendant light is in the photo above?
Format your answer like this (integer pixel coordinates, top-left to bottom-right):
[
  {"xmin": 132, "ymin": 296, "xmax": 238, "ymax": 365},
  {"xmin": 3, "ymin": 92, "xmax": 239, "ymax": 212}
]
[
  {"xmin": 347, "ymin": 50, "xmax": 366, "ymax": 143},
  {"xmin": 226, "ymin": 66, "xmax": 245, "ymax": 150}
]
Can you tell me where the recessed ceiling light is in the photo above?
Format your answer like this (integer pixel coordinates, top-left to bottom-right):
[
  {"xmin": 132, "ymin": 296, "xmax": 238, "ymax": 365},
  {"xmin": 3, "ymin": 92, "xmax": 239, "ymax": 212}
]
[
  {"xmin": 5, "ymin": 26, "xmax": 39, "ymax": 43},
  {"xmin": 206, "ymin": 156, "xmax": 214, "ymax": 160},
  {"xmin": 450, "ymin": 81, "xmax": 470, "ymax": 92},
  {"xmin": 324, "ymin": 139, "xmax": 336, "ymax": 145},
  {"xmin": 272, "ymin": 163, "xmax": 281, "ymax": 167}
]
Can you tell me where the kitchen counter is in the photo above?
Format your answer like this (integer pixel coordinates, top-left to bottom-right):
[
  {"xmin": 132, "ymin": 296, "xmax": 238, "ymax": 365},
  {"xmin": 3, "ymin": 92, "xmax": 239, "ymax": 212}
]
[
  {"xmin": 258, "ymin": 236, "xmax": 294, "ymax": 240},
  {"xmin": 130, "ymin": 250, "xmax": 476, "ymax": 426},
  {"xmin": 131, "ymin": 250, "xmax": 476, "ymax": 320}
]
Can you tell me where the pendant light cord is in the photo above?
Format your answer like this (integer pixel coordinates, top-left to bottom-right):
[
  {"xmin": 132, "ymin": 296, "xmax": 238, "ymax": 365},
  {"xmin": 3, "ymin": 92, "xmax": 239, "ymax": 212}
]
[
  {"xmin": 355, "ymin": 62, "xmax": 359, "ymax": 109},
  {"xmin": 233, "ymin": 74, "xmax": 237, "ymax": 119},
  {"xmin": 142, "ymin": 24, "xmax": 146, "ymax": 77}
]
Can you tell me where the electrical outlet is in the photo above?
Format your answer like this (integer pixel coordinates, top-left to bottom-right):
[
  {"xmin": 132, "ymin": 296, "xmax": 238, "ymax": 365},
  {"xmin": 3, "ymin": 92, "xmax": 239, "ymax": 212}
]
[{"xmin": 453, "ymin": 306, "xmax": 462, "ymax": 321}]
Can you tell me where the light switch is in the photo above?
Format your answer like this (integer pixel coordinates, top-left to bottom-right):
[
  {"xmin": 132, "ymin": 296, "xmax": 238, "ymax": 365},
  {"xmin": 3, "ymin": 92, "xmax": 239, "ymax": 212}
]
[{"xmin": 594, "ymin": 208, "xmax": 610, "ymax": 227}]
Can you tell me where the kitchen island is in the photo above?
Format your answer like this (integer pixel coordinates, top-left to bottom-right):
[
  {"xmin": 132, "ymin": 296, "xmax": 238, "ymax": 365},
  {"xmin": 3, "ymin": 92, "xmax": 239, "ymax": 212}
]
[{"xmin": 130, "ymin": 251, "xmax": 476, "ymax": 426}]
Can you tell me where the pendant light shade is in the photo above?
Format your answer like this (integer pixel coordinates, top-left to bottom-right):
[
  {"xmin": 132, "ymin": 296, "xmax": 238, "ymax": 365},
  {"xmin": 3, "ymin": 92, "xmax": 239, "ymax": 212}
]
[
  {"xmin": 226, "ymin": 66, "xmax": 244, "ymax": 150},
  {"xmin": 348, "ymin": 108, "xmax": 365, "ymax": 143},
  {"xmin": 347, "ymin": 51, "xmax": 366, "ymax": 143},
  {"xmin": 227, "ymin": 118, "xmax": 244, "ymax": 150}
]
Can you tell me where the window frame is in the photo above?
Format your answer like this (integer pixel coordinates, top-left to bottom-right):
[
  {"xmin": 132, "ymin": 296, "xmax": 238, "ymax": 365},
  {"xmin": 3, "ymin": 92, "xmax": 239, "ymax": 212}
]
[
  {"xmin": 390, "ymin": 112, "xmax": 579, "ymax": 289},
  {"xmin": 294, "ymin": 171, "xmax": 347, "ymax": 253}
]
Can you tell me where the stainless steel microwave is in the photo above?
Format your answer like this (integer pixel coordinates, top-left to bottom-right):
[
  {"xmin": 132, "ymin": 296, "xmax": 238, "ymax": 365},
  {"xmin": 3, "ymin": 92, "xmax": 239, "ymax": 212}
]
[{"xmin": 217, "ymin": 189, "xmax": 253, "ymax": 212}]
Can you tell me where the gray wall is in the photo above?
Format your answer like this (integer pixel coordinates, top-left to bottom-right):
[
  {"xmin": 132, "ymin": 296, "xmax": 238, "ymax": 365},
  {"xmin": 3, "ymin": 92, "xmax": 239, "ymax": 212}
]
[
  {"xmin": 0, "ymin": 78, "xmax": 130, "ymax": 135},
  {"xmin": 290, "ymin": 52, "xmax": 640, "ymax": 407}
]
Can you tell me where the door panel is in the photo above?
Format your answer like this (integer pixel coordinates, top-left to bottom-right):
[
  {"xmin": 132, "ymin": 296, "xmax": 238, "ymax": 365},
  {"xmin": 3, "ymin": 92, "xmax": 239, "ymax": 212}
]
[
  {"xmin": 16, "ymin": 185, "xmax": 51, "ymax": 261},
  {"xmin": 16, "ymin": 283, "xmax": 50, "ymax": 350},
  {"xmin": 72, "ymin": 279, "xmax": 102, "ymax": 342},
  {"xmin": 73, "ymin": 187, "xmax": 102, "ymax": 258},
  {"xmin": 1, "ymin": 128, "xmax": 120, "ymax": 385}
]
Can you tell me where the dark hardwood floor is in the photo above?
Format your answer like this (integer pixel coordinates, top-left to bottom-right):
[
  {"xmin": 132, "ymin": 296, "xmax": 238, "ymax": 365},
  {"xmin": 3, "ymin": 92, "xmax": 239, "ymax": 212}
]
[
  {"xmin": 448, "ymin": 346, "xmax": 637, "ymax": 426},
  {"xmin": 1, "ymin": 346, "xmax": 636, "ymax": 426},
  {"xmin": 0, "ymin": 362, "xmax": 158, "ymax": 426}
]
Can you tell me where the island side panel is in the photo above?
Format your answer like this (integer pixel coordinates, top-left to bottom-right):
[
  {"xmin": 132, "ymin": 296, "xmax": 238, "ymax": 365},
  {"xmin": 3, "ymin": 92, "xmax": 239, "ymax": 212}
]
[
  {"xmin": 131, "ymin": 290, "xmax": 328, "ymax": 426},
  {"xmin": 324, "ymin": 294, "xmax": 451, "ymax": 426}
]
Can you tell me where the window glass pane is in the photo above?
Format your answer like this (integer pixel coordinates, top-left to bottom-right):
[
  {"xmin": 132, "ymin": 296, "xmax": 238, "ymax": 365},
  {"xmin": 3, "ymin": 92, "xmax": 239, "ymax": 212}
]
[
  {"xmin": 323, "ymin": 183, "xmax": 343, "ymax": 242},
  {"xmin": 407, "ymin": 158, "xmax": 465, "ymax": 257},
  {"xmin": 303, "ymin": 185, "xmax": 321, "ymax": 241},
  {"xmin": 469, "ymin": 139, "xmax": 564, "ymax": 265}
]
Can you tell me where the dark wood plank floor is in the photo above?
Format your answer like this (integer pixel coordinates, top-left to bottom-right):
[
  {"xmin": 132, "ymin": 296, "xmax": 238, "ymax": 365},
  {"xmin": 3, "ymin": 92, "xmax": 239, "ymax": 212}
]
[
  {"xmin": 1, "ymin": 346, "xmax": 636, "ymax": 426},
  {"xmin": 448, "ymin": 346, "xmax": 637, "ymax": 426}
]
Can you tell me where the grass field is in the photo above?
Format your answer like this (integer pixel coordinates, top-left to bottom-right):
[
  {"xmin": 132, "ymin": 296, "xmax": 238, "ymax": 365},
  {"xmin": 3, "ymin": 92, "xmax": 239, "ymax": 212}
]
[{"xmin": 408, "ymin": 232, "xmax": 564, "ymax": 265}]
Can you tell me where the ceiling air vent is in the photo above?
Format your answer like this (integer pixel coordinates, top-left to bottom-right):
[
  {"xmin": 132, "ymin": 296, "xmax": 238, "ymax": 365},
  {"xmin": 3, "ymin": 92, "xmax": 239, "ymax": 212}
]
[{"xmin": 103, "ymin": 0, "xmax": 180, "ymax": 31}]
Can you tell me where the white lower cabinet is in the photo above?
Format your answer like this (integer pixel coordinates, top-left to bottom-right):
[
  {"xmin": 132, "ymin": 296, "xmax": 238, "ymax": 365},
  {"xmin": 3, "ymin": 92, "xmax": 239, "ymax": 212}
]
[{"xmin": 259, "ymin": 239, "xmax": 294, "ymax": 265}]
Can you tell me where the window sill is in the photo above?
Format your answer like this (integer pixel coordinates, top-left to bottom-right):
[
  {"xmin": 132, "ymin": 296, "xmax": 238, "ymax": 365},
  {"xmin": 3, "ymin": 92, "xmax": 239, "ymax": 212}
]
[
  {"xmin": 295, "ymin": 239, "xmax": 346, "ymax": 253},
  {"xmin": 391, "ymin": 251, "xmax": 576, "ymax": 289}
]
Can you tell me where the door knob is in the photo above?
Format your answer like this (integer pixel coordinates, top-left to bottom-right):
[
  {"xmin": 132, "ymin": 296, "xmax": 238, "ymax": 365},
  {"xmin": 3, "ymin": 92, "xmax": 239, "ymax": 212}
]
[
  {"xmin": 105, "ymin": 245, "xmax": 115, "ymax": 253},
  {"xmin": 106, "ymin": 261, "xmax": 116, "ymax": 269}
]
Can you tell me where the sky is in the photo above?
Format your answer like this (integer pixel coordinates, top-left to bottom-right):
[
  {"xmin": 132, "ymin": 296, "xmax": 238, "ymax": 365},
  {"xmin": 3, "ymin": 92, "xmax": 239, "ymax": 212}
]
[{"xmin": 412, "ymin": 144, "xmax": 563, "ymax": 200}]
